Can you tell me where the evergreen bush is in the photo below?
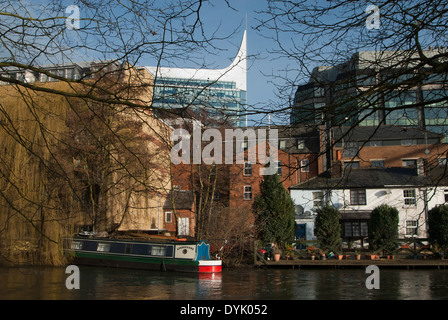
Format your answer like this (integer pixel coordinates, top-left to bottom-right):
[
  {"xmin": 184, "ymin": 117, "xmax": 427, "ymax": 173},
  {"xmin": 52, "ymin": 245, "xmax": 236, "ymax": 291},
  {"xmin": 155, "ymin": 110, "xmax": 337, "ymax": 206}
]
[
  {"xmin": 368, "ymin": 204, "xmax": 399, "ymax": 254},
  {"xmin": 253, "ymin": 173, "xmax": 295, "ymax": 247},
  {"xmin": 428, "ymin": 204, "xmax": 448, "ymax": 255},
  {"xmin": 314, "ymin": 204, "xmax": 341, "ymax": 252}
]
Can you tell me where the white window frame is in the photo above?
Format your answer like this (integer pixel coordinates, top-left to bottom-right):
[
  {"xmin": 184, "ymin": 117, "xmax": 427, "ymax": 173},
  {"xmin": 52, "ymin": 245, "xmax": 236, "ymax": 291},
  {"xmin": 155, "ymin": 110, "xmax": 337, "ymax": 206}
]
[
  {"xmin": 301, "ymin": 159, "xmax": 310, "ymax": 172},
  {"xmin": 165, "ymin": 211, "xmax": 173, "ymax": 223},
  {"xmin": 403, "ymin": 189, "xmax": 417, "ymax": 206},
  {"xmin": 312, "ymin": 191, "xmax": 324, "ymax": 208},
  {"xmin": 277, "ymin": 161, "xmax": 282, "ymax": 175},
  {"xmin": 405, "ymin": 220, "xmax": 418, "ymax": 237},
  {"xmin": 244, "ymin": 185, "xmax": 252, "ymax": 201}
]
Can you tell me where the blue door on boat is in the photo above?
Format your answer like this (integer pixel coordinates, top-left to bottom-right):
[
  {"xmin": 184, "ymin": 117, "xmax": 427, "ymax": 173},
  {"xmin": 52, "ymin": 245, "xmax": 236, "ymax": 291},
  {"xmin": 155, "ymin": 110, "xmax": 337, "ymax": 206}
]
[{"xmin": 295, "ymin": 224, "xmax": 306, "ymax": 249}]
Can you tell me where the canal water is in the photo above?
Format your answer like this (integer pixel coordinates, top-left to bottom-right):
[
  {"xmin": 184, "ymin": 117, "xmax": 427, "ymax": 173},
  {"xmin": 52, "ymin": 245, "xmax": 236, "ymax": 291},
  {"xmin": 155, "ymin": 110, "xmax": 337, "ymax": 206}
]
[{"xmin": 1, "ymin": 265, "xmax": 448, "ymax": 300}]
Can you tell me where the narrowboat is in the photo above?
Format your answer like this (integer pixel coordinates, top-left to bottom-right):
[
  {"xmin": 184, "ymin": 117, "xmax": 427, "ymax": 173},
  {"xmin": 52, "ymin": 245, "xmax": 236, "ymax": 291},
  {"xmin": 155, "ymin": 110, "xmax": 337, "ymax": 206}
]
[{"xmin": 63, "ymin": 236, "xmax": 222, "ymax": 273}]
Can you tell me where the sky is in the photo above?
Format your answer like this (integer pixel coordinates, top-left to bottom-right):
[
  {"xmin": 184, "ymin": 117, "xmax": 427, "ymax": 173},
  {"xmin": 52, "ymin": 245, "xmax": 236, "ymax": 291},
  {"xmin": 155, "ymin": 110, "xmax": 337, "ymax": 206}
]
[
  {"xmin": 188, "ymin": 0, "xmax": 302, "ymax": 125},
  {"xmin": 4, "ymin": 0, "xmax": 317, "ymax": 125}
]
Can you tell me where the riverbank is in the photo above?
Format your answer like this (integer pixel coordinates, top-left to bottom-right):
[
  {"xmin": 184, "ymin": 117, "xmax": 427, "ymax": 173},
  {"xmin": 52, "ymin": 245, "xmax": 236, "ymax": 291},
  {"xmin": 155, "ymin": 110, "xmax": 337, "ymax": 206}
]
[{"xmin": 255, "ymin": 257, "xmax": 448, "ymax": 269}]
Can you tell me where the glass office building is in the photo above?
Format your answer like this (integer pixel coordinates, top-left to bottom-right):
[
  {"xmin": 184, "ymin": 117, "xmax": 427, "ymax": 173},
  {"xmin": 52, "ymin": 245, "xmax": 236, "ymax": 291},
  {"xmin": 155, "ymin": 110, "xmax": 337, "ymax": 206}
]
[
  {"xmin": 292, "ymin": 49, "xmax": 448, "ymax": 142},
  {"xmin": 146, "ymin": 31, "xmax": 247, "ymax": 127}
]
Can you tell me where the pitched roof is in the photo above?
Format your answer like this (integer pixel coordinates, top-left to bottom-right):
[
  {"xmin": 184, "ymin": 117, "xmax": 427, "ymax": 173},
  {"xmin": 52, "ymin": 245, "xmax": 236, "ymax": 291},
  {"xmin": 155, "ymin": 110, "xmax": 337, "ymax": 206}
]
[
  {"xmin": 289, "ymin": 167, "xmax": 448, "ymax": 190},
  {"xmin": 163, "ymin": 190, "xmax": 195, "ymax": 210},
  {"xmin": 332, "ymin": 125, "xmax": 442, "ymax": 143}
]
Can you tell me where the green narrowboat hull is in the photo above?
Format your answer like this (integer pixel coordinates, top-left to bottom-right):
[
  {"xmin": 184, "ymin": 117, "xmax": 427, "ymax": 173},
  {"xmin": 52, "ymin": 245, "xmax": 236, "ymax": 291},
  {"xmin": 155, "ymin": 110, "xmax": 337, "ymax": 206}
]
[{"xmin": 64, "ymin": 236, "xmax": 222, "ymax": 273}]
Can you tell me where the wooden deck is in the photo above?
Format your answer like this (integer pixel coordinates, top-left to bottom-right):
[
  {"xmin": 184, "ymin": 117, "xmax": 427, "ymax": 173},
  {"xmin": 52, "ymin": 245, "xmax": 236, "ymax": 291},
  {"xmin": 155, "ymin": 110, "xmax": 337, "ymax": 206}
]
[{"xmin": 255, "ymin": 258, "xmax": 448, "ymax": 269}]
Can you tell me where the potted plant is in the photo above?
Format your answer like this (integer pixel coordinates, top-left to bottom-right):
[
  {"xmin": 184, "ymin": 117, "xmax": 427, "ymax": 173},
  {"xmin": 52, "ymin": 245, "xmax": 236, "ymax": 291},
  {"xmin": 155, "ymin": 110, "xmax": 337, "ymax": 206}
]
[
  {"xmin": 334, "ymin": 251, "xmax": 344, "ymax": 260},
  {"xmin": 354, "ymin": 250, "xmax": 361, "ymax": 260},
  {"xmin": 273, "ymin": 244, "xmax": 282, "ymax": 261},
  {"xmin": 319, "ymin": 249, "xmax": 326, "ymax": 260},
  {"xmin": 284, "ymin": 243, "xmax": 294, "ymax": 260}
]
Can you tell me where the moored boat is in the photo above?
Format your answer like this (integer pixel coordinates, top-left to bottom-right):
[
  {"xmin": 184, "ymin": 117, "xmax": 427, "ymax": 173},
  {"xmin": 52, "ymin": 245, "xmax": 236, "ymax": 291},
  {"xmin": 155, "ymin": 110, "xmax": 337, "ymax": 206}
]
[{"xmin": 63, "ymin": 236, "xmax": 222, "ymax": 273}]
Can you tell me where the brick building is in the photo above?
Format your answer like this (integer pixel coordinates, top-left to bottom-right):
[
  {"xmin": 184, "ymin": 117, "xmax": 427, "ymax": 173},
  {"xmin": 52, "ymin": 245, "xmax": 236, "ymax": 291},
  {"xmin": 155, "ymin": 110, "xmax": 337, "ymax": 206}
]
[{"xmin": 329, "ymin": 125, "xmax": 448, "ymax": 174}]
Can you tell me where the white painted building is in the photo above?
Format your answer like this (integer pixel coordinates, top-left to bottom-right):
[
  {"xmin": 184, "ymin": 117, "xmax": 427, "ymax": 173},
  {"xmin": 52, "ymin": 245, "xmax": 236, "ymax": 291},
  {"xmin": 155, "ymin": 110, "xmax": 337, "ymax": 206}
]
[{"xmin": 290, "ymin": 167, "xmax": 448, "ymax": 243}]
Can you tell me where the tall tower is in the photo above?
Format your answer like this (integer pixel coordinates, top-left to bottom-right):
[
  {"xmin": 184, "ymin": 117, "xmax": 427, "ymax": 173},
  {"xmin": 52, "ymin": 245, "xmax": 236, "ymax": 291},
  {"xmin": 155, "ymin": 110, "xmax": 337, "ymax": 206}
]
[{"xmin": 146, "ymin": 31, "xmax": 247, "ymax": 126}]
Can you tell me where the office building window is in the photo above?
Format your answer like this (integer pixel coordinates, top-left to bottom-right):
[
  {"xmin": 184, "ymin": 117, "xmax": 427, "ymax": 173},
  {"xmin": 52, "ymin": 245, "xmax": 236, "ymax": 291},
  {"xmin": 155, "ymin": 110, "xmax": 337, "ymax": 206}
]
[
  {"xmin": 350, "ymin": 189, "xmax": 367, "ymax": 205},
  {"xmin": 403, "ymin": 189, "xmax": 416, "ymax": 206},
  {"xmin": 343, "ymin": 142, "xmax": 358, "ymax": 158},
  {"xmin": 244, "ymin": 186, "xmax": 252, "ymax": 200},
  {"xmin": 277, "ymin": 161, "xmax": 282, "ymax": 175}
]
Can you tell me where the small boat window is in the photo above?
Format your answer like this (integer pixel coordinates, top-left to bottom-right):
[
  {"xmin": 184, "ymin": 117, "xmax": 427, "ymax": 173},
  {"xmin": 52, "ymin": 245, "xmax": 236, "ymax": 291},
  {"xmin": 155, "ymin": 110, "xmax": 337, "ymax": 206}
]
[
  {"xmin": 97, "ymin": 242, "xmax": 111, "ymax": 252},
  {"xmin": 71, "ymin": 241, "xmax": 82, "ymax": 250},
  {"xmin": 150, "ymin": 245, "xmax": 166, "ymax": 256}
]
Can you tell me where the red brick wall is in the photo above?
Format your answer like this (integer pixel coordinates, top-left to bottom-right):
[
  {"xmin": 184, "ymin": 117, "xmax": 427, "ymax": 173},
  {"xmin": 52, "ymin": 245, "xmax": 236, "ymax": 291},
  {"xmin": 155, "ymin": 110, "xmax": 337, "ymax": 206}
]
[{"xmin": 334, "ymin": 143, "xmax": 448, "ymax": 169}]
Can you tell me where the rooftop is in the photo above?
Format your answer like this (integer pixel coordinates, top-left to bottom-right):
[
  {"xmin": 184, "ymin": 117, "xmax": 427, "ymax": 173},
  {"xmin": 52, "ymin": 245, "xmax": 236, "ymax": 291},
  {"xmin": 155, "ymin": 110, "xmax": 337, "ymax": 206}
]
[{"xmin": 289, "ymin": 167, "xmax": 448, "ymax": 190}]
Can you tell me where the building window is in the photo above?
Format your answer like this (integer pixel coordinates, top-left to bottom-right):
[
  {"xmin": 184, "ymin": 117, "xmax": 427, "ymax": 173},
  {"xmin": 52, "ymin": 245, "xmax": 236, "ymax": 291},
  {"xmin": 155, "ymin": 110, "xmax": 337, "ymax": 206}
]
[
  {"xmin": 371, "ymin": 160, "xmax": 384, "ymax": 168},
  {"xmin": 402, "ymin": 159, "xmax": 417, "ymax": 168},
  {"xmin": 342, "ymin": 221, "xmax": 369, "ymax": 238},
  {"xmin": 401, "ymin": 139, "xmax": 417, "ymax": 146},
  {"xmin": 300, "ymin": 158, "xmax": 310, "ymax": 172},
  {"xmin": 277, "ymin": 161, "xmax": 282, "ymax": 175},
  {"xmin": 344, "ymin": 161, "xmax": 360, "ymax": 169},
  {"xmin": 279, "ymin": 140, "xmax": 286, "ymax": 150},
  {"xmin": 165, "ymin": 211, "xmax": 172, "ymax": 223},
  {"xmin": 350, "ymin": 189, "xmax": 367, "ymax": 205},
  {"xmin": 312, "ymin": 191, "xmax": 324, "ymax": 208},
  {"xmin": 444, "ymin": 190, "xmax": 448, "ymax": 202},
  {"xmin": 244, "ymin": 162, "xmax": 252, "ymax": 176},
  {"xmin": 244, "ymin": 186, "xmax": 252, "ymax": 200},
  {"xmin": 240, "ymin": 141, "xmax": 248, "ymax": 151},
  {"xmin": 369, "ymin": 140, "xmax": 383, "ymax": 147},
  {"xmin": 403, "ymin": 189, "xmax": 416, "ymax": 206},
  {"xmin": 406, "ymin": 220, "xmax": 418, "ymax": 236},
  {"xmin": 343, "ymin": 142, "xmax": 358, "ymax": 158},
  {"xmin": 297, "ymin": 139, "xmax": 305, "ymax": 150},
  {"xmin": 213, "ymin": 191, "xmax": 220, "ymax": 201}
]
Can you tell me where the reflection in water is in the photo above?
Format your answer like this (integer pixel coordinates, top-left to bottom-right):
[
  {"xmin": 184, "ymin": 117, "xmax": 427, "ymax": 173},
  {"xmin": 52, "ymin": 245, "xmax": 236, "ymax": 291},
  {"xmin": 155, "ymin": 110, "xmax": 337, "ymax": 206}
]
[{"xmin": 1, "ymin": 266, "xmax": 448, "ymax": 300}]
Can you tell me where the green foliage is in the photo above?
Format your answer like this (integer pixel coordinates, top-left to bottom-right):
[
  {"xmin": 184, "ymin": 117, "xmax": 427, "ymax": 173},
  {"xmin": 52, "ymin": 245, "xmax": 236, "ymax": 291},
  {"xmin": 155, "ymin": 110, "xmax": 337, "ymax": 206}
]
[
  {"xmin": 314, "ymin": 204, "xmax": 341, "ymax": 252},
  {"xmin": 428, "ymin": 204, "xmax": 448, "ymax": 252},
  {"xmin": 253, "ymin": 174, "xmax": 295, "ymax": 246},
  {"xmin": 368, "ymin": 204, "xmax": 399, "ymax": 253}
]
